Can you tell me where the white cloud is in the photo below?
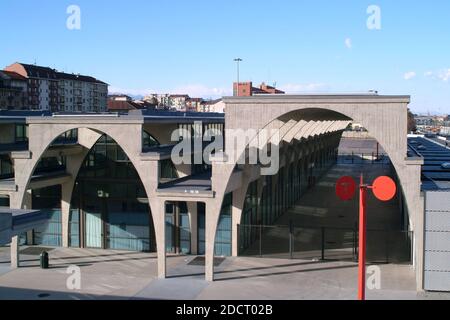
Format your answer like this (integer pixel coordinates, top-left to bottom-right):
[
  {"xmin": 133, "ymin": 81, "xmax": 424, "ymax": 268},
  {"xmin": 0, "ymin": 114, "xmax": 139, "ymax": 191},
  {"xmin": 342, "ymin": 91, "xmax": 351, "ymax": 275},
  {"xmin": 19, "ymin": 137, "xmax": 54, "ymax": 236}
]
[
  {"xmin": 424, "ymin": 69, "xmax": 450, "ymax": 82},
  {"xmin": 109, "ymin": 84, "xmax": 232, "ymax": 99},
  {"xmin": 171, "ymin": 84, "xmax": 232, "ymax": 98},
  {"xmin": 345, "ymin": 38, "xmax": 352, "ymax": 49},
  {"xmin": 403, "ymin": 71, "xmax": 416, "ymax": 80},
  {"xmin": 108, "ymin": 86, "xmax": 154, "ymax": 97},
  {"xmin": 280, "ymin": 83, "xmax": 330, "ymax": 93},
  {"xmin": 438, "ymin": 69, "xmax": 450, "ymax": 82}
]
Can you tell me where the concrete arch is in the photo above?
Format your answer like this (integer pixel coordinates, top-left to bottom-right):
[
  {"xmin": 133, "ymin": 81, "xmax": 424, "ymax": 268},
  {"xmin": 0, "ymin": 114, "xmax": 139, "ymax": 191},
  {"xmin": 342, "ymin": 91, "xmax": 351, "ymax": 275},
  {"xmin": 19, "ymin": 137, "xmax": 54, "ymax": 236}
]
[
  {"xmin": 206, "ymin": 95, "xmax": 423, "ymax": 282},
  {"xmin": 11, "ymin": 121, "xmax": 166, "ymax": 277}
]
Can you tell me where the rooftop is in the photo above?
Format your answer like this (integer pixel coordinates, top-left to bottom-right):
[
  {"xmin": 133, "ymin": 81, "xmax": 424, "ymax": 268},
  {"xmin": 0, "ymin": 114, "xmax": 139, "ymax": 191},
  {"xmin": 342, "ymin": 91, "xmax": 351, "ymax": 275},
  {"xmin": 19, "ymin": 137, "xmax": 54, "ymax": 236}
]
[
  {"xmin": 0, "ymin": 110, "xmax": 224, "ymax": 125},
  {"xmin": 408, "ymin": 136, "xmax": 450, "ymax": 191}
]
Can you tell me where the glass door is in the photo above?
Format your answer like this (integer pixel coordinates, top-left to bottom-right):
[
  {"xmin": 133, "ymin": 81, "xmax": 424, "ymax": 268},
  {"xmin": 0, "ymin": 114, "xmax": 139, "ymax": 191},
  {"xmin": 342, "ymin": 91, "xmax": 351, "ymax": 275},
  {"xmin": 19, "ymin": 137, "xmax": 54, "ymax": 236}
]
[
  {"xmin": 85, "ymin": 211, "xmax": 103, "ymax": 248},
  {"xmin": 165, "ymin": 203, "xmax": 175, "ymax": 253},
  {"xmin": 179, "ymin": 202, "xmax": 191, "ymax": 254}
]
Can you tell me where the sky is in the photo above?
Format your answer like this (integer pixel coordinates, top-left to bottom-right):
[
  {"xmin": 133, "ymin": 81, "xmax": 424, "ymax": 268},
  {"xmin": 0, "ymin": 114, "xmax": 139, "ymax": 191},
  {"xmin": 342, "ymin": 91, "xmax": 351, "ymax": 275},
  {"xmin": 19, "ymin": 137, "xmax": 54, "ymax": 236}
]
[{"xmin": 1, "ymin": 0, "xmax": 450, "ymax": 114}]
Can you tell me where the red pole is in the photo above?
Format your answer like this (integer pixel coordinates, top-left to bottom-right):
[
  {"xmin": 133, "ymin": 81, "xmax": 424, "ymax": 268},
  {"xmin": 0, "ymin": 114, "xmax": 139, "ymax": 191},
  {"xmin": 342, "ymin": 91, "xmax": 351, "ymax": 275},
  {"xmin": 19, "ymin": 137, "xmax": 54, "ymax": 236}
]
[{"xmin": 358, "ymin": 174, "xmax": 367, "ymax": 301}]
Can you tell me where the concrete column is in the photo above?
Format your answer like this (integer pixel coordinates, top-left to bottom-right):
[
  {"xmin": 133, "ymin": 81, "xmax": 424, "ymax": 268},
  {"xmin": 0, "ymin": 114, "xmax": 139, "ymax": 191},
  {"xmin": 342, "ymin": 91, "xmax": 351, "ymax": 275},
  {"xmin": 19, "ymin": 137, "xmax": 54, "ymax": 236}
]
[
  {"xmin": 61, "ymin": 181, "xmax": 72, "ymax": 248},
  {"xmin": 153, "ymin": 199, "xmax": 166, "ymax": 279},
  {"xmin": 23, "ymin": 190, "xmax": 33, "ymax": 245},
  {"xmin": 231, "ymin": 188, "xmax": 246, "ymax": 257},
  {"xmin": 187, "ymin": 202, "xmax": 198, "ymax": 255},
  {"xmin": 10, "ymin": 235, "xmax": 19, "ymax": 268},
  {"xmin": 205, "ymin": 200, "xmax": 217, "ymax": 282}
]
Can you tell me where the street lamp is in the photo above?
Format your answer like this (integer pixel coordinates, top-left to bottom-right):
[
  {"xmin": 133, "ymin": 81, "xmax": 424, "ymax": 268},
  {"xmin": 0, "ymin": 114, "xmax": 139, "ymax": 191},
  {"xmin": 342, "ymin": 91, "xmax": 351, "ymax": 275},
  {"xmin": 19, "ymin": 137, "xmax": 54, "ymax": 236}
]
[{"xmin": 234, "ymin": 58, "xmax": 242, "ymax": 96}]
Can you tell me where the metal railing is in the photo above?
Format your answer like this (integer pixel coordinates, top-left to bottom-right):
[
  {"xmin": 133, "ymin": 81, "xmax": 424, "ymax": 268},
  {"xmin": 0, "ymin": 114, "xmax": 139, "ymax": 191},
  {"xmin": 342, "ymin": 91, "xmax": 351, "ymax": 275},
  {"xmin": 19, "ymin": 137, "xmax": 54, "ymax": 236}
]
[
  {"xmin": 238, "ymin": 223, "xmax": 413, "ymax": 264},
  {"xmin": 337, "ymin": 153, "xmax": 391, "ymax": 165}
]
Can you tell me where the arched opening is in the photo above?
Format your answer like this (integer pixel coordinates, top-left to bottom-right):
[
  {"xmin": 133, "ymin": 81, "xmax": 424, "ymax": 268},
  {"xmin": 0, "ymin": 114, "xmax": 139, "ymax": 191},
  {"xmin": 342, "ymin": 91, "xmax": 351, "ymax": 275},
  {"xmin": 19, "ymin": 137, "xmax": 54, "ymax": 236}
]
[
  {"xmin": 20, "ymin": 128, "xmax": 158, "ymax": 253},
  {"xmin": 26, "ymin": 129, "xmax": 81, "ymax": 246},
  {"xmin": 216, "ymin": 106, "xmax": 412, "ymax": 265},
  {"xmin": 69, "ymin": 134, "xmax": 155, "ymax": 251}
]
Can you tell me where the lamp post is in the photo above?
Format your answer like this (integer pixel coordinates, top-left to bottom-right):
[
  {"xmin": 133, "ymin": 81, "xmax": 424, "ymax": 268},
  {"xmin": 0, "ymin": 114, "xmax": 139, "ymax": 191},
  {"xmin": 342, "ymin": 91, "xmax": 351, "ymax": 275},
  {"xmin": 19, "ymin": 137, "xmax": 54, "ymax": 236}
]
[
  {"xmin": 234, "ymin": 58, "xmax": 242, "ymax": 96},
  {"xmin": 336, "ymin": 174, "xmax": 397, "ymax": 300}
]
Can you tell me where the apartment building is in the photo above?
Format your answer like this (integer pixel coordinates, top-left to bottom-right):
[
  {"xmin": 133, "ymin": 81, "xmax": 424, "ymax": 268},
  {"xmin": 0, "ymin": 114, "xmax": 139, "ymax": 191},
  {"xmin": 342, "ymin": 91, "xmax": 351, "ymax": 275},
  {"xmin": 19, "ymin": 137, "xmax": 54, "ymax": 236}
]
[
  {"xmin": 0, "ymin": 71, "xmax": 28, "ymax": 110},
  {"xmin": 186, "ymin": 97, "xmax": 203, "ymax": 112},
  {"xmin": 4, "ymin": 63, "xmax": 108, "ymax": 112},
  {"xmin": 200, "ymin": 99, "xmax": 225, "ymax": 113}
]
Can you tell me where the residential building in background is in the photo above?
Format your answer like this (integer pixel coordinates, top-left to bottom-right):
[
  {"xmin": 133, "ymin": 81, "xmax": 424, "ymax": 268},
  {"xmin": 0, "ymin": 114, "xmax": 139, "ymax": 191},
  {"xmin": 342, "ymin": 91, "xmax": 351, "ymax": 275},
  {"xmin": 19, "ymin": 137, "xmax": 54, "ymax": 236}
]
[
  {"xmin": 144, "ymin": 94, "xmax": 202, "ymax": 111},
  {"xmin": 3, "ymin": 63, "xmax": 108, "ymax": 112},
  {"xmin": 200, "ymin": 99, "xmax": 225, "ymax": 113},
  {"xmin": 107, "ymin": 94, "xmax": 156, "ymax": 113},
  {"xmin": 186, "ymin": 97, "xmax": 203, "ymax": 112},
  {"xmin": 233, "ymin": 81, "xmax": 285, "ymax": 97},
  {"xmin": 0, "ymin": 71, "xmax": 28, "ymax": 110},
  {"xmin": 169, "ymin": 94, "xmax": 190, "ymax": 111},
  {"xmin": 415, "ymin": 114, "xmax": 450, "ymax": 136}
]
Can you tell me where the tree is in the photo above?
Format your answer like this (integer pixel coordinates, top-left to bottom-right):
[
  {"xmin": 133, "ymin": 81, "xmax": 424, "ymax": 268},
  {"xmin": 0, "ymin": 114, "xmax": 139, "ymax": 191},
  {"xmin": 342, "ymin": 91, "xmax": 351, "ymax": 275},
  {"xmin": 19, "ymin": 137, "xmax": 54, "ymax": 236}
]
[{"xmin": 407, "ymin": 109, "xmax": 417, "ymax": 133}]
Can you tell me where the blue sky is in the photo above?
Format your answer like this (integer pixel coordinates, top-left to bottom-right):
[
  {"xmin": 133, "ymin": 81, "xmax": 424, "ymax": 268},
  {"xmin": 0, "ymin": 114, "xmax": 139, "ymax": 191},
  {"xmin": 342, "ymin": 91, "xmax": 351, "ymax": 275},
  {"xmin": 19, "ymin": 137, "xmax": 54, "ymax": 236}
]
[{"xmin": 1, "ymin": 0, "xmax": 450, "ymax": 114}]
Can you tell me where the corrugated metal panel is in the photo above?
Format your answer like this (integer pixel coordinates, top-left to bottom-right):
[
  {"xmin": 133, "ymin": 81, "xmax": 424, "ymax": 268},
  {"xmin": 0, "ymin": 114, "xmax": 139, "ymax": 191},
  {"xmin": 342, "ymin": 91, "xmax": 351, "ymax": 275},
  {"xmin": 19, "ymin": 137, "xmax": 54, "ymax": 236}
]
[
  {"xmin": 424, "ymin": 251, "xmax": 450, "ymax": 270},
  {"xmin": 426, "ymin": 192, "xmax": 450, "ymax": 211},
  {"xmin": 424, "ymin": 232, "xmax": 450, "ymax": 250},
  {"xmin": 424, "ymin": 191, "xmax": 450, "ymax": 291},
  {"xmin": 424, "ymin": 271, "xmax": 450, "ymax": 292},
  {"xmin": 426, "ymin": 212, "xmax": 450, "ymax": 231}
]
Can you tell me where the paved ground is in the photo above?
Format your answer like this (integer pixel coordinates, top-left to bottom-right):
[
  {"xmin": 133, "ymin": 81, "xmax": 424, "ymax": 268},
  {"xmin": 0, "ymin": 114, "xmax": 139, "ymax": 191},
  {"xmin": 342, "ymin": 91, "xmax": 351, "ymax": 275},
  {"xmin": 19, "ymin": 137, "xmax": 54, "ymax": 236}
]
[
  {"xmin": 242, "ymin": 160, "xmax": 410, "ymax": 263},
  {"xmin": 0, "ymin": 247, "xmax": 448, "ymax": 300}
]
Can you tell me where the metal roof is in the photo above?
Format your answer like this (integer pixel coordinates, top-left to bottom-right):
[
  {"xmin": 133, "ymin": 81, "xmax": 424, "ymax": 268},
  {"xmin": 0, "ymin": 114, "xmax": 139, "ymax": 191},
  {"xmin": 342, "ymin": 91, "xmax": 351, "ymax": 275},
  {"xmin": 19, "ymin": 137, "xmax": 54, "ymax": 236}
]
[{"xmin": 408, "ymin": 136, "xmax": 450, "ymax": 191}]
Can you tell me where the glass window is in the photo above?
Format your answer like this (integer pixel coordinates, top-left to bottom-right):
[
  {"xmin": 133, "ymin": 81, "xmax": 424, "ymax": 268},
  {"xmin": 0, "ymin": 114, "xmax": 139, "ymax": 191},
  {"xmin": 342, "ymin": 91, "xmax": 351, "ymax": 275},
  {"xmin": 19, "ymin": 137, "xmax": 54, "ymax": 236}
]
[
  {"xmin": 15, "ymin": 124, "xmax": 28, "ymax": 143},
  {"xmin": 215, "ymin": 193, "xmax": 232, "ymax": 256}
]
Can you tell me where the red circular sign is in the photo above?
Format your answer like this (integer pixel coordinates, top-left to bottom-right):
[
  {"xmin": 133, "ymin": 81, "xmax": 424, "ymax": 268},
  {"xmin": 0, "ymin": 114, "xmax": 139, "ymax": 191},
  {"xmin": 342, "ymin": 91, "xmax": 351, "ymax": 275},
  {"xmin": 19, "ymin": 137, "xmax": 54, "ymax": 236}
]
[
  {"xmin": 372, "ymin": 176, "xmax": 397, "ymax": 201},
  {"xmin": 336, "ymin": 176, "xmax": 357, "ymax": 201}
]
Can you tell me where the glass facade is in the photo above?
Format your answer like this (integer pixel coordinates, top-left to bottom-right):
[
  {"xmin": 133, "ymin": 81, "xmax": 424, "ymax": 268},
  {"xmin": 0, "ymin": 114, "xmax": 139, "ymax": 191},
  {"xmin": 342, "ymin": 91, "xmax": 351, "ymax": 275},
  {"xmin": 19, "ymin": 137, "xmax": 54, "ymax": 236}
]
[
  {"xmin": 69, "ymin": 134, "xmax": 155, "ymax": 252},
  {"xmin": 0, "ymin": 195, "xmax": 10, "ymax": 207},
  {"xmin": 142, "ymin": 131, "xmax": 159, "ymax": 150},
  {"xmin": 33, "ymin": 185, "xmax": 63, "ymax": 247},
  {"xmin": 215, "ymin": 193, "xmax": 232, "ymax": 256},
  {"xmin": 196, "ymin": 194, "xmax": 233, "ymax": 257},
  {"xmin": 239, "ymin": 142, "xmax": 338, "ymax": 254},
  {"xmin": 0, "ymin": 156, "xmax": 13, "ymax": 179},
  {"xmin": 15, "ymin": 124, "xmax": 28, "ymax": 143},
  {"xmin": 165, "ymin": 202, "xmax": 191, "ymax": 254},
  {"xmin": 197, "ymin": 202, "xmax": 206, "ymax": 254},
  {"xmin": 160, "ymin": 159, "xmax": 179, "ymax": 180}
]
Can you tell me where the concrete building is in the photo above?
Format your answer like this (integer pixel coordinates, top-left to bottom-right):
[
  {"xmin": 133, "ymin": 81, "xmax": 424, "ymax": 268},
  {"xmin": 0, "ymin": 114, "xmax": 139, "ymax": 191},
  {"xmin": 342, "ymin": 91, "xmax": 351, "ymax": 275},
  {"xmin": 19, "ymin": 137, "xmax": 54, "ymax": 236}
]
[
  {"xmin": 3, "ymin": 63, "xmax": 108, "ymax": 112},
  {"xmin": 1, "ymin": 93, "xmax": 444, "ymax": 293}
]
